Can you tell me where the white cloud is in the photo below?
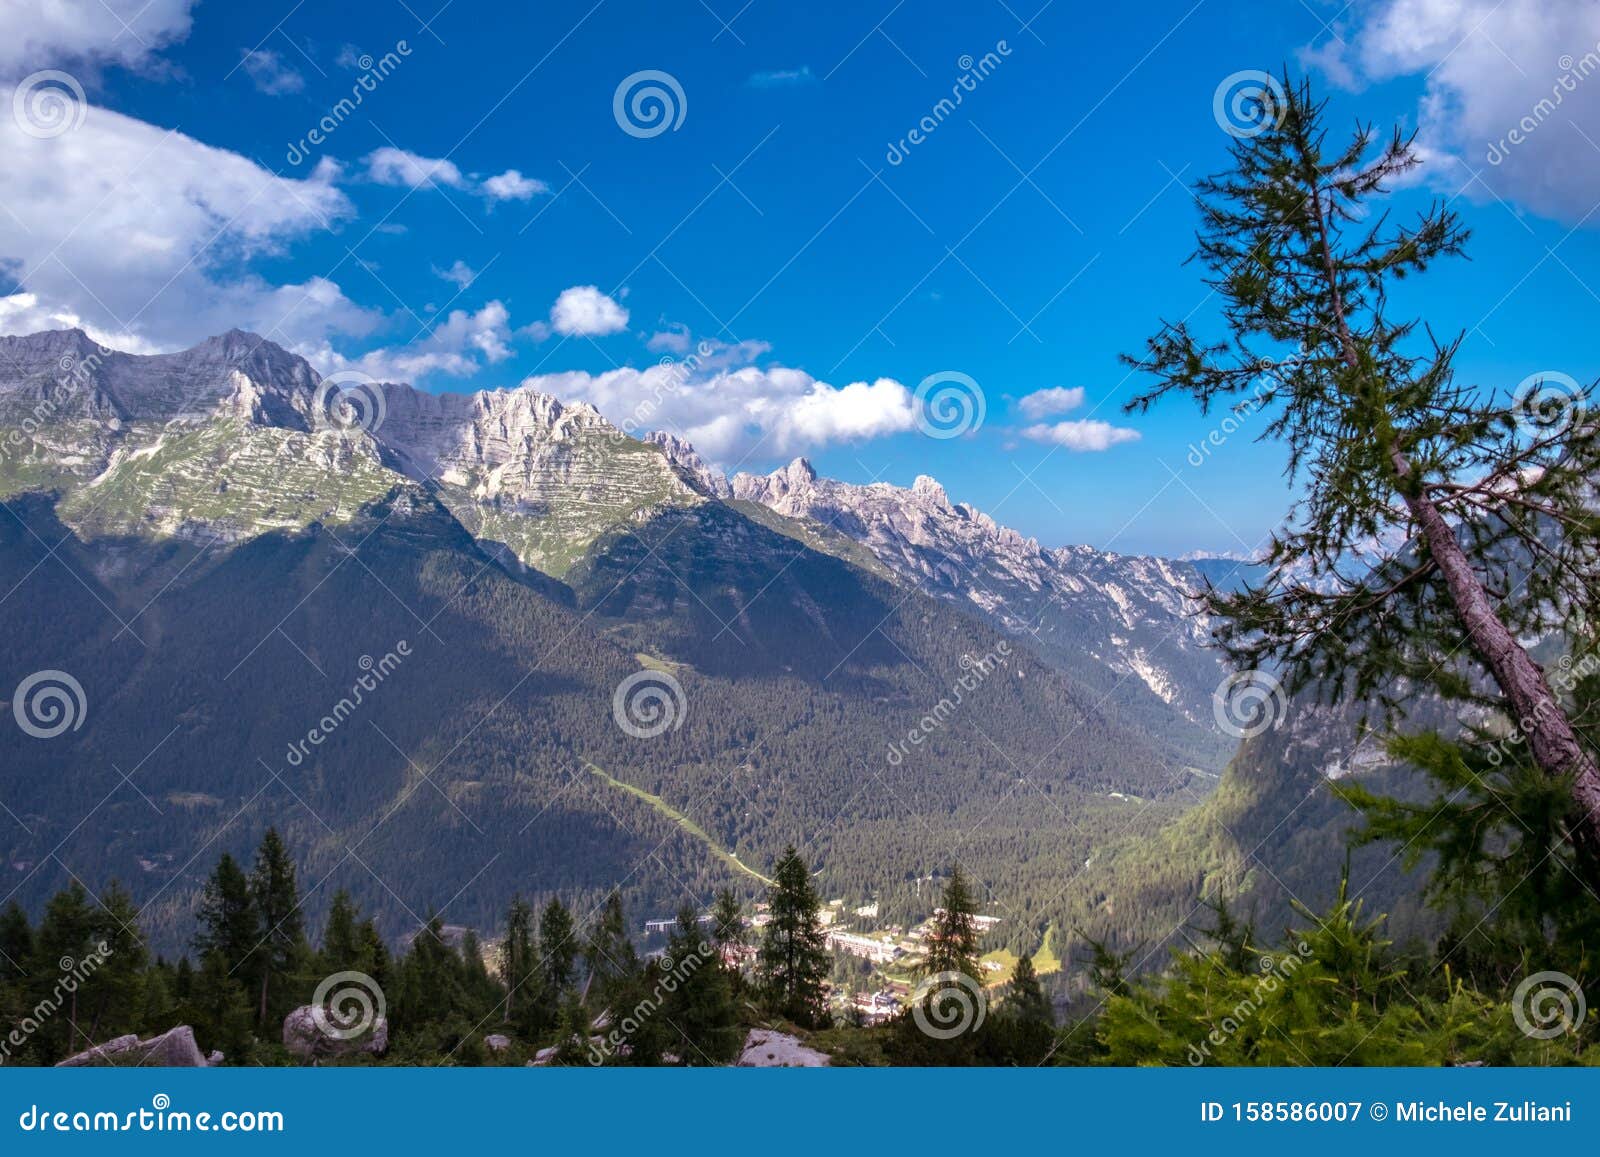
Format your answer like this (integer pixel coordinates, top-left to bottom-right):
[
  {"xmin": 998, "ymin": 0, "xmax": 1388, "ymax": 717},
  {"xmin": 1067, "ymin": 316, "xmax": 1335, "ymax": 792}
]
[
  {"xmin": 240, "ymin": 48, "xmax": 304, "ymax": 95},
  {"xmin": 0, "ymin": 0, "xmax": 196, "ymax": 79},
  {"xmin": 748, "ymin": 67, "xmax": 816, "ymax": 88},
  {"xmin": 1017, "ymin": 386, "xmax": 1086, "ymax": 419},
  {"xmin": 0, "ymin": 292, "xmax": 164, "ymax": 354},
  {"xmin": 1308, "ymin": 0, "xmax": 1600, "ymax": 224},
  {"xmin": 433, "ymin": 260, "xmax": 477, "ymax": 289},
  {"xmin": 482, "ymin": 169, "xmax": 548, "ymax": 201},
  {"xmin": 646, "ymin": 324, "xmax": 692, "ymax": 354},
  {"xmin": 0, "ymin": 91, "xmax": 373, "ymax": 353},
  {"xmin": 549, "ymin": 285, "xmax": 629, "ymax": 337},
  {"xmin": 1021, "ymin": 419, "xmax": 1140, "ymax": 451},
  {"xmin": 365, "ymin": 146, "xmax": 469, "ymax": 190},
  {"xmin": 314, "ymin": 301, "xmax": 515, "ymax": 383},
  {"xmin": 523, "ymin": 360, "xmax": 918, "ymax": 460}
]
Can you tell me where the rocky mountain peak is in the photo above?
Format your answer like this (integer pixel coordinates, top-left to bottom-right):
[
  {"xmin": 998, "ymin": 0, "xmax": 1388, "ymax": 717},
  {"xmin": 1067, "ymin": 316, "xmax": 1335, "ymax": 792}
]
[{"xmin": 643, "ymin": 431, "xmax": 732, "ymax": 498}]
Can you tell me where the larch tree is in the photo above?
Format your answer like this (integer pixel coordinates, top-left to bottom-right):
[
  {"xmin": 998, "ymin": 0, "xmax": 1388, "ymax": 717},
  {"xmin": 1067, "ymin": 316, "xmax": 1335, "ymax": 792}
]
[{"xmin": 1125, "ymin": 74, "xmax": 1600, "ymax": 887}]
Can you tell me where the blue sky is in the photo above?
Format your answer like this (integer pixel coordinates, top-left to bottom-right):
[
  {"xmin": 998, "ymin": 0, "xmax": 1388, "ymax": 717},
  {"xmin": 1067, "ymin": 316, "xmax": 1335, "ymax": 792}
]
[{"xmin": 2, "ymin": 0, "xmax": 1598, "ymax": 555}]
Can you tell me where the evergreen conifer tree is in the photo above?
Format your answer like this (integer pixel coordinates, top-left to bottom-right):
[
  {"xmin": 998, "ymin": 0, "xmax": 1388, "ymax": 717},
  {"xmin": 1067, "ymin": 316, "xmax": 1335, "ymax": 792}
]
[{"xmin": 757, "ymin": 845, "xmax": 830, "ymax": 1027}]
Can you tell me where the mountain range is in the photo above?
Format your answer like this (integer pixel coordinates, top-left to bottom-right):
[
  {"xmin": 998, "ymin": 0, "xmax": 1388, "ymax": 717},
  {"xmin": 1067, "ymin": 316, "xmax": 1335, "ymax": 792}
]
[{"xmin": 0, "ymin": 328, "xmax": 1381, "ymax": 961}]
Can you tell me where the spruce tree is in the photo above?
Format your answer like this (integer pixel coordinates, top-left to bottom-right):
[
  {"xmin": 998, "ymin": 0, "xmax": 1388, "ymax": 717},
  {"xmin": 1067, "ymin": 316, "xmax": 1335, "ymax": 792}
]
[
  {"xmin": 500, "ymin": 896, "xmax": 536, "ymax": 1028},
  {"xmin": 1001, "ymin": 953, "xmax": 1055, "ymax": 1065},
  {"xmin": 249, "ymin": 829, "xmax": 305, "ymax": 1027},
  {"xmin": 756, "ymin": 845, "xmax": 830, "ymax": 1027},
  {"xmin": 0, "ymin": 902, "xmax": 32, "ymax": 984},
  {"xmin": 538, "ymin": 897, "xmax": 577, "ymax": 996},
  {"xmin": 30, "ymin": 883, "xmax": 95, "ymax": 1056},
  {"xmin": 1125, "ymin": 73, "xmax": 1600, "ymax": 885},
  {"xmin": 84, "ymin": 881, "xmax": 148, "ymax": 1043},
  {"xmin": 661, "ymin": 902, "xmax": 742, "ymax": 1065},
  {"xmin": 584, "ymin": 892, "xmax": 637, "ymax": 1002},
  {"xmin": 925, "ymin": 864, "xmax": 981, "ymax": 980},
  {"xmin": 194, "ymin": 853, "xmax": 258, "ymax": 971},
  {"xmin": 320, "ymin": 890, "xmax": 362, "ymax": 973}
]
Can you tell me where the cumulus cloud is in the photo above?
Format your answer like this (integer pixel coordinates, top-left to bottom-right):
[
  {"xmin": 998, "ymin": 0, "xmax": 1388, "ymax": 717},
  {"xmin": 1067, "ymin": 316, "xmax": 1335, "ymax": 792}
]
[
  {"xmin": 1307, "ymin": 0, "xmax": 1600, "ymax": 224},
  {"xmin": 312, "ymin": 301, "xmax": 515, "ymax": 383},
  {"xmin": 646, "ymin": 323, "xmax": 692, "ymax": 354},
  {"xmin": 364, "ymin": 146, "xmax": 469, "ymax": 190},
  {"xmin": 1021, "ymin": 419, "xmax": 1140, "ymax": 452},
  {"xmin": 549, "ymin": 285, "xmax": 629, "ymax": 337},
  {"xmin": 433, "ymin": 260, "xmax": 477, "ymax": 289},
  {"xmin": 523, "ymin": 357, "xmax": 918, "ymax": 461},
  {"xmin": 0, "ymin": 92, "xmax": 373, "ymax": 353},
  {"xmin": 482, "ymin": 169, "xmax": 549, "ymax": 201},
  {"xmin": 1017, "ymin": 386, "xmax": 1086, "ymax": 419},
  {"xmin": 240, "ymin": 48, "xmax": 304, "ymax": 95},
  {"xmin": 0, "ymin": 0, "xmax": 196, "ymax": 78}
]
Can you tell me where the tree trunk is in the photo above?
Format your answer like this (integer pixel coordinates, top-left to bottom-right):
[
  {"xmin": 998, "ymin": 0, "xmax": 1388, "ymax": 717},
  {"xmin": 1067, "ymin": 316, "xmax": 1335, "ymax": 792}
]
[
  {"xmin": 1399, "ymin": 468, "xmax": 1600, "ymax": 878},
  {"xmin": 1305, "ymin": 171, "xmax": 1600, "ymax": 882}
]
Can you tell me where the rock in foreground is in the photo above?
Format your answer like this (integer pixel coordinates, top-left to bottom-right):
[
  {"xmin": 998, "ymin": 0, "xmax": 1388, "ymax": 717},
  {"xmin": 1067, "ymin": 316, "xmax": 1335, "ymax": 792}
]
[
  {"xmin": 56, "ymin": 1026, "xmax": 210, "ymax": 1067},
  {"xmin": 736, "ymin": 1029, "xmax": 830, "ymax": 1067},
  {"xmin": 282, "ymin": 1006, "xmax": 388, "ymax": 1061}
]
